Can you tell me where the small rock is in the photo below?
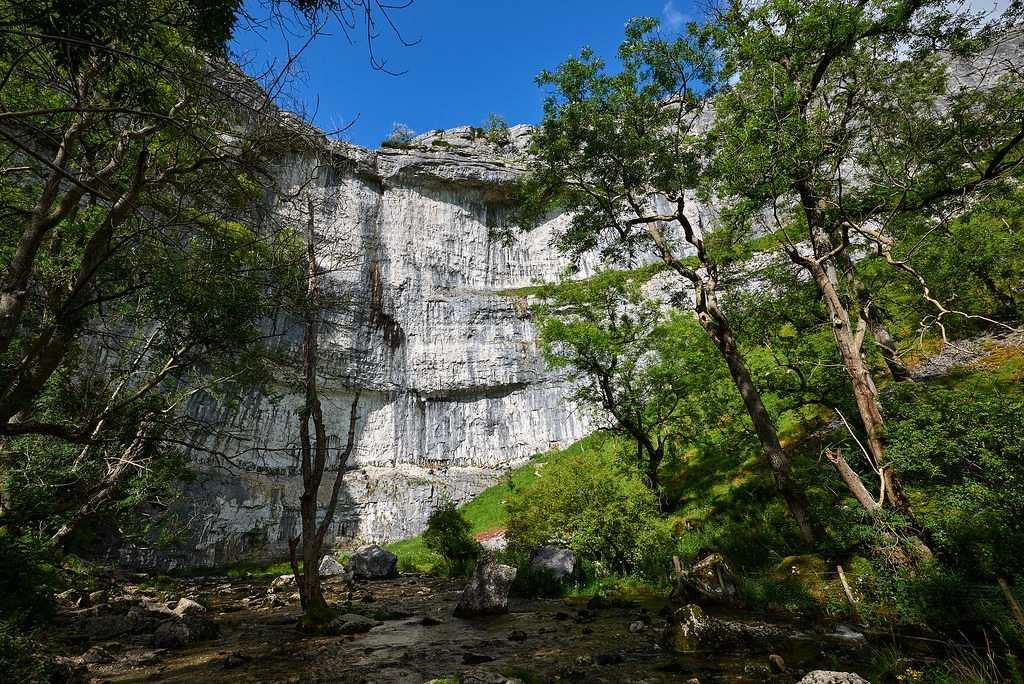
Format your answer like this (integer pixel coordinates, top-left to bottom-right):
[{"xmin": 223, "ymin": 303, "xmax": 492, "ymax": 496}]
[
  {"xmin": 769, "ymin": 654, "xmax": 786, "ymax": 673},
  {"xmin": 346, "ymin": 544, "xmax": 398, "ymax": 580},
  {"xmin": 508, "ymin": 629, "xmax": 528, "ymax": 642},
  {"xmin": 554, "ymin": 611, "xmax": 571, "ymax": 621},
  {"xmin": 222, "ymin": 652, "xmax": 252, "ymax": 670},
  {"xmin": 797, "ymin": 672, "xmax": 871, "ymax": 684},
  {"xmin": 573, "ymin": 609, "xmax": 594, "ymax": 624},
  {"xmin": 461, "ymin": 670, "xmax": 521, "ymax": 684},
  {"xmin": 88, "ymin": 590, "xmax": 108, "ymax": 605},
  {"xmin": 141, "ymin": 600, "xmax": 176, "ymax": 617},
  {"xmin": 319, "ymin": 555, "xmax": 348, "ymax": 577},
  {"xmin": 152, "ymin": 621, "xmax": 191, "ymax": 650},
  {"xmin": 453, "ymin": 556, "xmax": 517, "ymax": 617},
  {"xmin": 80, "ymin": 646, "xmax": 114, "ymax": 664},
  {"xmin": 269, "ymin": 574, "xmax": 296, "ymax": 594},
  {"xmin": 172, "ymin": 598, "xmax": 206, "ymax": 617},
  {"xmin": 419, "ymin": 616, "xmax": 443, "ymax": 626},
  {"xmin": 462, "ymin": 652, "xmax": 495, "ymax": 665},
  {"xmin": 326, "ymin": 613, "xmax": 379, "ymax": 635},
  {"xmin": 124, "ymin": 650, "xmax": 161, "ymax": 666}
]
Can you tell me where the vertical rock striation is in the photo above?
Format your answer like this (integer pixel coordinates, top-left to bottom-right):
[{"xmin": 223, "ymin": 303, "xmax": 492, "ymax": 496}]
[{"xmin": 163, "ymin": 127, "xmax": 593, "ymax": 568}]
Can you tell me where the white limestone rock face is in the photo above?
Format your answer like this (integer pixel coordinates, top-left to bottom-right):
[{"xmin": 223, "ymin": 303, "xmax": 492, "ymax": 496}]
[{"xmin": 156, "ymin": 131, "xmax": 593, "ymax": 568}]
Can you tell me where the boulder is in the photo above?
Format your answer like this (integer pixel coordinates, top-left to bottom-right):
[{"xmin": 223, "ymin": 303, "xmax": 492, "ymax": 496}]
[
  {"xmin": 454, "ymin": 556, "xmax": 517, "ymax": 617},
  {"xmin": 325, "ymin": 613, "xmax": 379, "ymax": 635},
  {"xmin": 269, "ymin": 574, "xmax": 296, "ymax": 593},
  {"xmin": 152, "ymin": 621, "xmax": 191, "ymax": 650},
  {"xmin": 529, "ymin": 546, "xmax": 576, "ymax": 581},
  {"xmin": 151, "ymin": 612, "xmax": 219, "ymax": 650},
  {"xmin": 797, "ymin": 672, "xmax": 871, "ymax": 684},
  {"xmin": 319, "ymin": 555, "xmax": 348, "ymax": 577},
  {"xmin": 80, "ymin": 645, "xmax": 114, "ymax": 664},
  {"xmin": 172, "ymin": 598, "xmax": 206, "ymax": 618},
  {"xmin": 671, "ymin": 553, "xmax": 741, "ymax": 607},
  {"xmin": 664, "ymin": 604, "xmax": 782, "ymax": 653},
  {"xmin": 347, "ymin": 544, "xmax": 398, "ymax": 580}
]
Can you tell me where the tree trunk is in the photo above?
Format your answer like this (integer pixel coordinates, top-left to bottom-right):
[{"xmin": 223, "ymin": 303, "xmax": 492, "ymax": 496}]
[
  {"xmin": 646, "ymin": 219, "xmax": 817, "ymax": 544},
  {"xmin": 808, "ymin": 261, "xmax": 915, "ymax": 516},
  {"xmin": 699, "ymin": 297, "xmax": 818, "ymax": 544},
  {"xmin": 829, "ymin": 229, "xmax": 911, "ymax": 381},
  {"xmin": 289, "ymin": 196, "xmax": 361, "ymax": 628}
]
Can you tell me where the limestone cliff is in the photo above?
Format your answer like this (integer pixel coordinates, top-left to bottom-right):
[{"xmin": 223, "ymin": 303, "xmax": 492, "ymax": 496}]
[{"xmin": 158, "ymin": 125, "xmax": 592, "ymax": 568}]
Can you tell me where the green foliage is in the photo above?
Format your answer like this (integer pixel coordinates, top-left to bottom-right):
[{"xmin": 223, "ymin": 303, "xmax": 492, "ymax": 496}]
[
  {"xmin": 0, "ymin": 0, "xmax": 308, "ymax": 553},
  {"xmin": 884, "ymin": 380, "xmax": 1024, "ymax": 579},
  {"xmin": 535, "ymin": 270, "xmax": 739, "ymax": 493},
  {"xmin": 0, "ymin": 623, "xmax": 59, "ymax": 684},
  {"xmin": 505, "ymin": 444, "xmax": 672, "ymax": 579},
  {"xmin": 0, "ymin": 535, "xmax": 56, "ymax": 628},
  {"xmin": 483, "ymin": 112, "xmax": 510, "ymax": 145},
  {"xmin": 422, "ymin": 500, "xmax": 481, "ymax": 577},
  {"xmin": 381, "ymin": 122, "xmax": 416, "ymax": 148}
]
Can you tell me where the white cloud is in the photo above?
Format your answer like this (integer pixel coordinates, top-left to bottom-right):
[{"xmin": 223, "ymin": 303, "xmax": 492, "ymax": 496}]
[{"xmin": 662, "ymin": 1, "xmax": 687, "ymax": 32}]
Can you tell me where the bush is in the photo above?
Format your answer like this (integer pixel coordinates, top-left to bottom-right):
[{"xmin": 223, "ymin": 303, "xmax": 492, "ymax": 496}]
[
  {"xmin": 0, "ymin": 535, "xmax": 56, "ymax": 629},
  {"xmin": 0, "ymin": 623, "xmax": 59, "ymax": 684},
  {"xmin": 884, "ymin": 381, "xmax": 1024, "ymax": 579},
  {"xmin": 506, "ymin": 446, "xmax": 672, "ymax": 579},
  {"xmin": 422, "ymin": 500, "xmax": 481, "ymax": 577},
  {"xmin": 380, "ymin": 122, "xmax": 416, "ymax": 149}
]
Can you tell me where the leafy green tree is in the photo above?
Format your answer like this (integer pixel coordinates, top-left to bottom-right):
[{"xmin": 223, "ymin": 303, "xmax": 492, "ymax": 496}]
[
  {"xmin": 0, "ymin": 0, "xmax": 308, "ymax": 547},
  {"xmin": 704, "ymin": 0, "xmax": 1024, "ymax": 525},
  {"xmin": 422, "ymin": 500, "xmax": 481, "ymax": 577},
  {"xmin": 517, "ymin": 17, "xmax": 817, "ymax": 542},
  {"xmin": 534, "ymin": 270, "xmax": 736, "ymax": 498},
  {"xmin": 506, "ymin": 445, "xmax": 672, "ymax": 578}
]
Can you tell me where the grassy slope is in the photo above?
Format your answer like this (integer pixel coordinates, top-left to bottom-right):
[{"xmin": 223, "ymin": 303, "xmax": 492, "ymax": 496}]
[
  {"xmin": 389, "ymin": 338, "xmax": 1024, "ymax": 589},
  {"xmin": 386, "ymin": 434, "xmax": 608, "ymax": 573}
]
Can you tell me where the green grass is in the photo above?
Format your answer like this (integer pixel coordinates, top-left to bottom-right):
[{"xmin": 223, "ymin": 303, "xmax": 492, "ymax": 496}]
[
  {"xmin": 493, "ymin": 261, "xmax": 682, "ymax": 298},
  {"xmin": 386, "ymin": 433, "xmax": 611, "ymax": 573},
  {"xmin": 170, "ymin": 559, "xmax": 305, "ymax": 580}
]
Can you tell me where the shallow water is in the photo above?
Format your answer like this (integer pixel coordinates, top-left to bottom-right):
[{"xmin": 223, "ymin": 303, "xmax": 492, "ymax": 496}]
[{"xmin": 68, "ymin": 573, "xmax": 877, "ymax": 683}]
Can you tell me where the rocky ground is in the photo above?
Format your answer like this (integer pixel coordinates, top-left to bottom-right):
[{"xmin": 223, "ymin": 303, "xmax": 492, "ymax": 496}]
[{"xmin": 50, "ymin": 570, "xmax": 876, "ymax": 684}]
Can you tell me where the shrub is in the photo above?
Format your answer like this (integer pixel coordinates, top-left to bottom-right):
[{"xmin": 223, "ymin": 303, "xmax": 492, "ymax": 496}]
[
  {"xmin": 380, "ymin": 122, "xmax": 416, "ymax": 149},
  {"xmin": 0, "ymin": 535, "xmax": 56, "ymax": 628},
  {"xmin": 483, "ymin": 112, "xmax": 510, "ymax": 145},
  {"xmin": 0, "ymin": 623, "xmax": 59, "ymax": 684},
  {"xmin": 884, "ymin": 381, "xmax": 1024, "ymax": 579},
  {"xmin": 505, "ymin": 446, "xmax": 672, "ymax": 579},
  {"xmin": 422, "ymin": 500, "xmax": 481, "ymax": 577}
]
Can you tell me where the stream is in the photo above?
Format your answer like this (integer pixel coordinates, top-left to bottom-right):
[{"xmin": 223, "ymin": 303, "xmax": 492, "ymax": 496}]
[{"xmin": 58, "ymin": 573, "xmax": 879, "ymax": 683}]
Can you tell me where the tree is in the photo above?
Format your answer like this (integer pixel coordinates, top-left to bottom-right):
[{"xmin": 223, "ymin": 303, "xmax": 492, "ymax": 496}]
[
  {"xmin": 534, "ymin": 269, "xmax": 736, "ymax": 500},
  {"xmin": 0, "ymin": 0, "xmax": 415, "ymax": 547},
  {"xmin": 703, "ymin": 0, "xmax": 1024, "ymax": 525},
  {"xmin": 287, "ymin": 196, "xmax": 360, "ymax": 627},
  {"xmin": 517, "ymin": 18, "xmax": 818, "ymax": 543},
  {"xmin": 0, "ymin": 0, "xmax": 310, "ymax": 546}
]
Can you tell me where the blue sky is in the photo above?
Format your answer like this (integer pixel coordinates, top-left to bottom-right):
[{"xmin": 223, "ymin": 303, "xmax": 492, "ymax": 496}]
[{"xmin": 230, "ymin": 1, "xmax": 699, "ymax": 148}]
